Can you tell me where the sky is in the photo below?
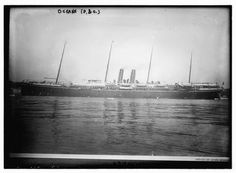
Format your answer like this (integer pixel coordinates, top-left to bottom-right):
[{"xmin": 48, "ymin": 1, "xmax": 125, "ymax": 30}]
[{"xmin": 9, "ymin": 7, "xmax": 230, "ymax": 87}]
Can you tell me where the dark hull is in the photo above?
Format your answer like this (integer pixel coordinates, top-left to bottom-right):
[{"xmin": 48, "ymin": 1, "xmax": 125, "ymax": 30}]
[{"xmin": 18, "ymin": 84, "xmax": 221, "ymax": 100}]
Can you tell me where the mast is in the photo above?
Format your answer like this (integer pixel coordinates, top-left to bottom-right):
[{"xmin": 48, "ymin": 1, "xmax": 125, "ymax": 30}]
[
  {"xmin": 56, "ymin": 41, "xmax": 67, "ymax": 84},
  {"xmin": 188, "ymin": 52, "xmax": 192, "ymax": 83},
  {"xmin": 146, "ymin": 46, "xmax": 153, "ymax": 84},
  {"xmin": 104, "ymin": 41, "xmax": 114, "ymax": 83}
]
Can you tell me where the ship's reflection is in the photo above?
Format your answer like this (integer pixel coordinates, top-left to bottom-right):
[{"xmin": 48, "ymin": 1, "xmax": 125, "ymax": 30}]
[
  {"xmin": 102, "ymin": 99, "xmax": 140, "ymax": 148},
  {"xmin": 51, "ymin": 99, "xmax": 59, "ymax": 150},
  {"xmin": 11, "ymin": 97, "xmax": 229, "ymax": 156},
  {"xmin": 146, "ymin": 101, "xmax": 154, "ymax": 134},
  {"xmin": 129, "ymin": 101, "xmax": 137, "ymax": 120},
  {"xmin": 117, "ymin": 101, "xmax": 124, "ymax": 123},
  {"xmin": 102, "ymin": 99, "xmax": 138, "ymax": 124},
  {"xmin": 102, "ymin": 100, "xmax": 111, "ymax": 122},
  {"xmin": 50, "ymin": 97, "xmax": 75, "ymax": 152},
  {"xmin": 52, "ymin": 99, "xmax": 58, "ymax": 118},
  {"xmin": 128, "ymin": 101, "xmax": 138, "ymax": 138}
]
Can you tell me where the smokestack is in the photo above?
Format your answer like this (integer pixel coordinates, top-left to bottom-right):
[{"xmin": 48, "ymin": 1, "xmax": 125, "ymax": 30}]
[
  {"xmin": 130, "ymin": 69, "xmax": 136, "ymax": 83},
  {"xmin": 118, "ymin": 68, "xmax": 124, "ymax": 83}
]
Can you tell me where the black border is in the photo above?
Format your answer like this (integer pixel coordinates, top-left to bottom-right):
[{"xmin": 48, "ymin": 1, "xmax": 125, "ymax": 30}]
[{"xmin": 4, "ymin": 5, "xmax": 232, "ymax": 169}]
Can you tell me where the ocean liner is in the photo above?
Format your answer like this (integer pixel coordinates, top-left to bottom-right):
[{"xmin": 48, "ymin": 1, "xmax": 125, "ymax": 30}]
[{"xmin": 11, "ymin": 41, "xmax": 224, "ymax": 99}]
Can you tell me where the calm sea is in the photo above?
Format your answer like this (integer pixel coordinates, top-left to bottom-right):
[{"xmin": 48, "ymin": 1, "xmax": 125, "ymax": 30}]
[{"xmin": 9, "ymin": 96, "xmax": 230, "ymax": 157}]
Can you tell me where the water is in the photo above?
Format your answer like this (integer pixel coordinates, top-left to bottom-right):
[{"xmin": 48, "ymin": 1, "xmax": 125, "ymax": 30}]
[{"xmin": 9, "ymin": 96, "xmax": 230, "ymax": 157}]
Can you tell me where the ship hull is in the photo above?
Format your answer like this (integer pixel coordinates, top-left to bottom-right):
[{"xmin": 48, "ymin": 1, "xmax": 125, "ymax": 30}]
[{"xmin": 18, "ymin": 84, "xmax": 221, "ymax": 100}]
